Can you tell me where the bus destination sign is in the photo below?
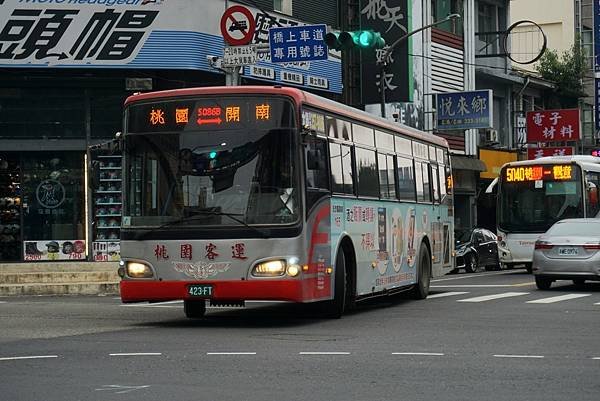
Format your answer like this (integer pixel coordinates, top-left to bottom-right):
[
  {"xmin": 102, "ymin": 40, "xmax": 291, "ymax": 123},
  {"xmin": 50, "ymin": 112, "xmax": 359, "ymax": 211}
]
[
  {"xmin": 127, "ymin": 97, "xmax": 293, "ymax": 134},
  {"xmin": 504, "ymin": 165, "xmax": 573, "ymax": 183}
]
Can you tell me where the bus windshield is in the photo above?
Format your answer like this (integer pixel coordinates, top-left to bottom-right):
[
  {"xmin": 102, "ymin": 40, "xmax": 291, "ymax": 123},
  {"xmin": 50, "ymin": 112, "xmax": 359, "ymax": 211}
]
[
  {"xmin": 123, "ymin": 96, "xmax": 299, "ymax": 227},
  {"xmin": 498, "ymin": 164, "xmax": 583, "ymax": 233}
]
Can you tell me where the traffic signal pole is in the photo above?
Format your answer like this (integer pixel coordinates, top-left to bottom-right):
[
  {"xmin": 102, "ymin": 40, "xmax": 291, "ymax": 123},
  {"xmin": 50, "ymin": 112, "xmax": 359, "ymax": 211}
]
[{"xmin": 379, "ymin": 14, "xmax": 460, "ymax": 118}]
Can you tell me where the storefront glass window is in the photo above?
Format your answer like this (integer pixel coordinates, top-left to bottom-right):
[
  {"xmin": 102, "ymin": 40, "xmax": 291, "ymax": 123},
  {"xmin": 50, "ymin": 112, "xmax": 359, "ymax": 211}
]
[{"xmin": 21, "ymin": 152, "xmax": 85, "ymax": 260}]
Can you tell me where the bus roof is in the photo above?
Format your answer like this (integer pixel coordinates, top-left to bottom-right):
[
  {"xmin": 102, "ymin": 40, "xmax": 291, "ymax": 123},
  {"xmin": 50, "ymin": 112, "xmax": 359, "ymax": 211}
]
[
  {"xmin": 124, "ymin": 85, "xmax": 449, "ymax": 148},
  {"xmin": 500, "ymin": 155, "xmax": 600, "ymax": 170}
]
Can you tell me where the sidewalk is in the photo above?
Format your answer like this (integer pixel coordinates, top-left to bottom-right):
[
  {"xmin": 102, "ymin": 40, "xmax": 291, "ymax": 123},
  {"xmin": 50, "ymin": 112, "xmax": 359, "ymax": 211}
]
[{"xmin": 0, "ymin": 262, "xmax": 120, "ymax": 297}]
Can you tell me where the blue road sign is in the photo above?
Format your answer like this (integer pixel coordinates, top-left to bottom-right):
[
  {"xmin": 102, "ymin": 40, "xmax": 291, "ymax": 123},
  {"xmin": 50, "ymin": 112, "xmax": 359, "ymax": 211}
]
[
  {"xmin": 436, "ymin": 90, "xmax": 493, "ymax": 130},
  {"xmin": 269, "ymin": 24, "xmax": 328, "ymax": 63}
]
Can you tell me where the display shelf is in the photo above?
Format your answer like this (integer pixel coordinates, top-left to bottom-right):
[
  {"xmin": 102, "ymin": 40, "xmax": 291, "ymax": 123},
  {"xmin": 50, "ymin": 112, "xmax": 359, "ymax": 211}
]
[
  {"xmin": 100, "ymin": 167, "xmax": 121, "ymax": 170},
  {"xmin": 96, "ymin": 214, "xmax": 121, "ymax": 217},
  {"xmin": 96, "ymin": 190, "xmax": 121, "ymax": 194},
  {"xmin": 97, "ymin": 155, "xmax": 122, "ymax": 158},
  {"xmin": 96, "ymin": 226, "xmax": 120, "ymax": 229},
  {"xmin": 99, "ymin": 178, "xmax": 121, "ymax": 182},
  {"xmin": 92, "ymin": 150, "xmax": 122, "ymax": 260},
  {"xmin": 96, "ymin": 202, "xmax": 121, "ymax": 205}
]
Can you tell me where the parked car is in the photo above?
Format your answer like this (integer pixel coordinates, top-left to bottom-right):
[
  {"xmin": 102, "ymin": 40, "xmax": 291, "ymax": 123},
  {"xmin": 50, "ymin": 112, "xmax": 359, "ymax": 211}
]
[
  {"xmin": 532, "ymin": 219, "xmax": 600, "ymax": 290},
  {"xmin": 455, "ymin": 228, "xmax": 501, "ymax": 273}
]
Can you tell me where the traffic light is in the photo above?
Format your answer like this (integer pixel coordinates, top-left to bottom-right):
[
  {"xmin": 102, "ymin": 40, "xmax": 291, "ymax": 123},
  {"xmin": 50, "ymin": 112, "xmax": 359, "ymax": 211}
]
[{"xmin": 325, "ymin": 30, "xmax": 385, "ymax": 51}]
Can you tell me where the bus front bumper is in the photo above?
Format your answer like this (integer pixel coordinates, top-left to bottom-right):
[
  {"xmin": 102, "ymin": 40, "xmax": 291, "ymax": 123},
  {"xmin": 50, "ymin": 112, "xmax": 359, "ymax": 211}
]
[{"xmin": 120, "ymin": 279, "xmax": 312, "ymax": 303}]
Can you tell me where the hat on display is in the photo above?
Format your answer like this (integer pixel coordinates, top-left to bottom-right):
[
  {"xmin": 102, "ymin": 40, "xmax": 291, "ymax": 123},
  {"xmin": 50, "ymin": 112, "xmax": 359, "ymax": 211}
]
[
  {"xmin": 62, "ymin": 241, "xmax": 74, "ymax": 254},
  {"xmin": 46, "ymin": 241, "xmax": 60, "ymax": 253}
]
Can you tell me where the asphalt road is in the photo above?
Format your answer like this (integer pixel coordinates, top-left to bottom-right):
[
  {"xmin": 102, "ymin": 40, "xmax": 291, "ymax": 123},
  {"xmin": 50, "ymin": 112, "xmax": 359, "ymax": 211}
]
[{"xmin": 1, "ymin": 269, "xmax": 599, "ymax": 401}]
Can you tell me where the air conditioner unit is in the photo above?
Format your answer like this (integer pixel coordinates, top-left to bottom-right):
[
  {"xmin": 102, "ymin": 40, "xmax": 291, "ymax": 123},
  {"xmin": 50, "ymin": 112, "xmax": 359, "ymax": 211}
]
[{"xmin": 485, "ymin": 129, "xmax": 498, "ymax": 143}]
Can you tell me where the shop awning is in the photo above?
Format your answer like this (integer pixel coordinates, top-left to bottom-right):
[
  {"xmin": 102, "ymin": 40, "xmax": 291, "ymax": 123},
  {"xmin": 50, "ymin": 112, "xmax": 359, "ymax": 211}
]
[{"xmin": 451, "ymin": 155, "xmax": 487, "ymax": 172}]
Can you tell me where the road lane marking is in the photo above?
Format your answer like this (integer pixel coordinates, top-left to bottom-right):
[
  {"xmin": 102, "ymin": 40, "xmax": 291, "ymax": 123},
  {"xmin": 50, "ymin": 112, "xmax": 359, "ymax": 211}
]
[
  {"xmin": 95, "ymin": 385, "xmax": 150, "ymax": 394},
  {"xmin": 0, "ymin": 301, "xmax": 6, "ymax": 304},
  {"xmin": 433, "ymin": 285, "xmax": 518, "ymax": 288},
  {"xmin": 592, "ymin": 357, "xmax": 600, "ymax": 360},
  {"xmin": 511, "ymin": 282, "xmax": 536, "ymax": 287},
  {"xmin": 392, "ymin": 352, "xmax": 444, "ymax": 356},
  {"xmin": 299, "ymin": 352, "xmax": 351, "ymax": 355},
  {"xmin": 206, "ymin": 352, "xmax": 257, "ymax": 355},
  {"xmin": 0, "ymin": 355, "xmax": 58, "ymax": 361},
  {"xmin": 457, "ymin": 292, "xmax": 530, "ymax": 302},
  {"xmin": 493, "ymin": 354, "xmax": 544, "ymax": 359},
  {"xmin": 432, "ymin": 270, "xmax": 521, "ymax": 282},
  {"xmin": 427, "ymin": 292, "xmax": 469, "ymax": 299},
  {"xmin": 109, "ymin": 353, "xmax": 162, "ymax": 356},
  {"xmin": 526, "ymin": 294, "xmax": 592, "ymax": 304},
  {"xmin": 594, "ymin": 302, "xmax": 600, "ymax": 305}
]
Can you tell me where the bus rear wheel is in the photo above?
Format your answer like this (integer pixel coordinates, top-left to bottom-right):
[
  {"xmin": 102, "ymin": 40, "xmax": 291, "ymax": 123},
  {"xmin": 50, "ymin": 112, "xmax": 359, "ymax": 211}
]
[
  {"xmin": 184, "ymin": 300, "xmax": 206, "ymax": 319},
  {"xmin": 411, "ymin": 245, "xmax": 431, "ymax": 300}
]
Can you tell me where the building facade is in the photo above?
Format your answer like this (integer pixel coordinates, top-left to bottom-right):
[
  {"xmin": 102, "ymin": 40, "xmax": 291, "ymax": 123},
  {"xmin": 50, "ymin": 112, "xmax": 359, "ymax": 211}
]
[{"xmin": 0, "ymin": 0, "xmax": 340, "ymax": 263}]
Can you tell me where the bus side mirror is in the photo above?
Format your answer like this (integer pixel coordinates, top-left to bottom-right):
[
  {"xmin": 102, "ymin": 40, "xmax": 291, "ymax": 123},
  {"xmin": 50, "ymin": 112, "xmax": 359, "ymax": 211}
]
[{"xmin": 307, "ymin": 149, "xmax": 324, "ymax": 170}]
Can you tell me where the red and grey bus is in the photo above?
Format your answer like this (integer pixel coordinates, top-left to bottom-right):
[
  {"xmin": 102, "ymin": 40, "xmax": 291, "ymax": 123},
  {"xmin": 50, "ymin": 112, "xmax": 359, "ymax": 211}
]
[{"xmin": 117, "ymin": 86, "xmax": 455, "ymax": 318}]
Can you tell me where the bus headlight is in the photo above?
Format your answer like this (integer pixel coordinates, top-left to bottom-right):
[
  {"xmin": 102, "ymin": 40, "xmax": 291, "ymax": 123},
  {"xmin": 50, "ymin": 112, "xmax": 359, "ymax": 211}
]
[
  {"xmin": 252, "ymin": 260, "xmax": 286, "ymax": 277},
  {"xmin": 286, "ymin": 264, "xmax": 300, "ymax": 277},
  {"xmin": 126, "ymin": 262, "xmax": 154, "ymax": 278}
]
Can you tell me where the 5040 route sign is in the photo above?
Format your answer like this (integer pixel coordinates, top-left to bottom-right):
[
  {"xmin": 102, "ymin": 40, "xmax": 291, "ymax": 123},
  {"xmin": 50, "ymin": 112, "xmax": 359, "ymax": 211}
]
[{"xmin": 269, "ymin": 24, "xmax": 328, "ymax": 63}]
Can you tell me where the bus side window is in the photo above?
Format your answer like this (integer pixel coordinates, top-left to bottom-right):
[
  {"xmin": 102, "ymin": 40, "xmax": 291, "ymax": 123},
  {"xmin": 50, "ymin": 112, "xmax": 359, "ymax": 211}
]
[
  {"xmin": 586, "ymin": 172, "xmax": 600, "ymax": 217},
  {"xmin": 304, "ymin": 138, "xmax": 330, "ymax": 212},
  {"xmin": 431, "ymin": 164, "xmax": 440, "ymax": 203}
]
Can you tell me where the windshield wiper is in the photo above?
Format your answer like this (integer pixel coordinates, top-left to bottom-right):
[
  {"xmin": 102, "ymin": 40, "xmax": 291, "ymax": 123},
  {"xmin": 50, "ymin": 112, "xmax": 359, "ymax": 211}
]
[{"xmin": 134, "ymin": 210, "xmax": 268, "ymax": 240}]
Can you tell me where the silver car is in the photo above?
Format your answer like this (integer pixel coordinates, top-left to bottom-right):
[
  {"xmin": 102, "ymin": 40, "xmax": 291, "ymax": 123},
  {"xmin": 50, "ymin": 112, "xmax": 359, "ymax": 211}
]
[{"xmin": 532, "ymin": 219, "xmax": 600, "ymax": 290}]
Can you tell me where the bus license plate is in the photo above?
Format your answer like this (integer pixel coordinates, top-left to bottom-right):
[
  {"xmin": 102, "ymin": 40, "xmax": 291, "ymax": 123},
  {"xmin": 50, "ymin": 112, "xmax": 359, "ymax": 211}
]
[
  {"xmin": 187, "ymin": 284, "xmax": 213, "ymax": 298},
  {"xmin": 558, "ymin": 247, "xmax": 578, "ymax": 256}
]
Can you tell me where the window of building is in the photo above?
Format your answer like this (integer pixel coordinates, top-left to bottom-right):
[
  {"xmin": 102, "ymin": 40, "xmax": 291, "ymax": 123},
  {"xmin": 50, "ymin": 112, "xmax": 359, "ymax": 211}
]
[
  {"xmin": 432, "ymin": 0, "xmax": 463, "ymax": 36},
  {"xmin": 355, "ymin": 147, "xmax": 378, "ymax": 197},
  {"xmin": 397, "ymin": 156, "xmax": 416, "ymax": 201},
  {"xmin": 274, "ymin": 0, "xmax": 292, "ymax": 15},
  {"xmin": 477, "ymin": 3, "xmax": 498, "ymax": 55}
]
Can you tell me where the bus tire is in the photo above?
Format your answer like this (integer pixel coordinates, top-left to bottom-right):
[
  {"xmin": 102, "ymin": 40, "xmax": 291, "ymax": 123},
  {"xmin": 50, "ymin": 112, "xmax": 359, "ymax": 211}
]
[
  {"xmin": 322, "ymin": 249, "xmax": 348, "ymax": 319},
  {"xmin": 184, "ymin": 300, "xmax": 206, "ymax": 319},
  {"xmin": 411, "ymin": 244, "xmax": 431, "ymax": 300}
]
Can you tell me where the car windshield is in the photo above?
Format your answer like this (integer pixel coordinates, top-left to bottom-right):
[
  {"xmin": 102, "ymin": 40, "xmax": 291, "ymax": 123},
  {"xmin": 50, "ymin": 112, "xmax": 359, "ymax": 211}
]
[
  {"xmin": 547, "ymin": 221, "xmax": 600, "ymax": 237},
  {"xmin": 499, "ymin": 165, "xmax": 583, "ymax": 233},
  {"xmin": 123, "ymin": 96, "xmax": 299, "ymax": 227}
]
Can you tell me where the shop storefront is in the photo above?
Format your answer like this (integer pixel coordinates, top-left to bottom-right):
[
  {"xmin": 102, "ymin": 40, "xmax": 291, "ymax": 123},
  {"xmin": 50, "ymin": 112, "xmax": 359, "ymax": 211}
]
[{"xmin": 0, "ymin": 0, "xmax": 342, "ymax": 263}]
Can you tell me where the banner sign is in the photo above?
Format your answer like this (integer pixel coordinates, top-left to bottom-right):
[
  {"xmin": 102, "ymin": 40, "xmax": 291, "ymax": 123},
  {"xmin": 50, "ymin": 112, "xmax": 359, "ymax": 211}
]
[
  {"xmin": 526, "ymin": 108, "xmax": 580, "ymax": 142},
  {"xmin": 436, "ymin": 90, "xmax": 493, "ymax": 130},
  {"xmin": 360, "ymin": 0, "xmax": 409, "ymax": 104},
  {"xmin": 0, "ymin": 0, "xmax": 341, "ymax": 93},
  {"xmin": 24, "ymin": 240, "xmax": 86, "ymax": 261},
  {"xmin": 527, "ymin": 146, "xmax": 574, "ymax": 160}
]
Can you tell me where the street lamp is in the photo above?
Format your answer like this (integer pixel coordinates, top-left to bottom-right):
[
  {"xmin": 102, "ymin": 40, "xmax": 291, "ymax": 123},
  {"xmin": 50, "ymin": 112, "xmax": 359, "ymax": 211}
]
[{"xmin": 379, "ymin": 13, "xmax": 461, "ymax": 118}]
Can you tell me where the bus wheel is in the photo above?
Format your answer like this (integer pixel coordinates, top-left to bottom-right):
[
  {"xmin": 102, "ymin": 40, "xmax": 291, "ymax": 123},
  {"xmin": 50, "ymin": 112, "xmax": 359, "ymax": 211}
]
[
  {"xmin": 322, "ymin": 250, "xmax": 348, "ymax": 319},
  {"xmin": 184, "ymin": 300, "xmax": 206, "ymax": 319},
  {"xmin": 411, "ymin": 245, "xmax": 431, "ymax": 300}
]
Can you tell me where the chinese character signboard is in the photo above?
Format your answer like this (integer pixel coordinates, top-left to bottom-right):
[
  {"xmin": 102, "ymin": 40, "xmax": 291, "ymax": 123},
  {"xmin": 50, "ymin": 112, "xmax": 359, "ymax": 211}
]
[
  {"xmin": 526, "ymin": 109, "xmax": 580, "ymax": 142},
  {"xmin": 527, "ymin": 147, "xmax": 574, "ymax": 160},
  {"xmin": 0, "ymin": 0, "xmax": 341, "ymax": 94},
  {"xmin": 361, "ymin": 0, "xmax": 409, "ymax": 104},
  {"xmin": 269, "ymin": 24, "xmax": 327, "ymax": 63},
  {"xmin": 436, "ymin": 90, "xmax": 493, "ymax": 130},
  {"xmin": 222, "ymin": 45, "xmax": 257, "ymax": 67}
]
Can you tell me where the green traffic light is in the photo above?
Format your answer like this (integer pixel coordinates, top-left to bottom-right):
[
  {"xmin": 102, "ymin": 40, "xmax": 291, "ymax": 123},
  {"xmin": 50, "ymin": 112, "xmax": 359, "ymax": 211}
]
[
  {"xmin": 358, "ymin": 31, "xmax": 374, "ymax": 47},
  {"xmin": 209, "ymin": 151, "xmax": 217, "ymax": 159}
]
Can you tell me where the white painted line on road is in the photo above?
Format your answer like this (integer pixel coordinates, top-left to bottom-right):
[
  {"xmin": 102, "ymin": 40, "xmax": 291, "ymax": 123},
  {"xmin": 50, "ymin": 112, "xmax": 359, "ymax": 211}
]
[
  {"xmin": 457, "ymin": 292, "xmax": 530, "ymax": 302},
  {"xmin": 493, "ymin": 354, "xmax": 544, "ymax": 359},
  {"xmin": 594, "ymin": 302, "xmax": 600, "ymax": 305},
  {"xmin": 109, "ymin": 353, "xmax": 162, "ymax": 356},
  {"xmin": 526, "ymin": 294, "xmax": 592, "ymax": 304},
  {"xmin": 427, "ymin": 291, "xmax": 469, "ymax": 299},
  {"xmin": 432, "ymin": 270, "xmax": 520, "ymax": 282},
  {"xmin": 592, "ymin": 357, "xmax": 600, "ymax": 360},
  {"xmin": 0, "ymin": 355, "xmax": 58, "ymax": 361},
  {"xmin": 299, "ymin": 352, "xmax": 351, "ymax": 355},
  {"xmin": 433, "ymin": 284, "xmax": 518, "ymax": 288},
  {"xmin": 392, "ymin": 352, "xmax": 444, "ymax": 356},
  {"xmin": 206, "ymin": 352, "xmax": 257, "ymax": 355},
  {"xmin": 0, "ymin": 301, "xmax": 7, "ymax": 304}
]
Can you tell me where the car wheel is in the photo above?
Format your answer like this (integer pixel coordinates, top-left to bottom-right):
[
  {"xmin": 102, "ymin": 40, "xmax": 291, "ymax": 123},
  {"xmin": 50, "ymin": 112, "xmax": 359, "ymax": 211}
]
[
  {"xmin": 184, "ymin": 300, "xmax": 206, "ymax": 319},
  {"xmin": 525, "ymin": 263, "xmax": 533, "ymax": 274},
  {"xmin": 573, "ymin": 279, "xmax": 585, "ymax": 287},
  {"xmin": 535, "ymin": 276, "xmax": 552, "ymax": 290},
  {"xmin": 464, "ymin": 253, "xmax": 478, "ymax": 273},
  {"xmin": 411, "ymin": 245, "xmax": 431, "ymax": 300}
]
